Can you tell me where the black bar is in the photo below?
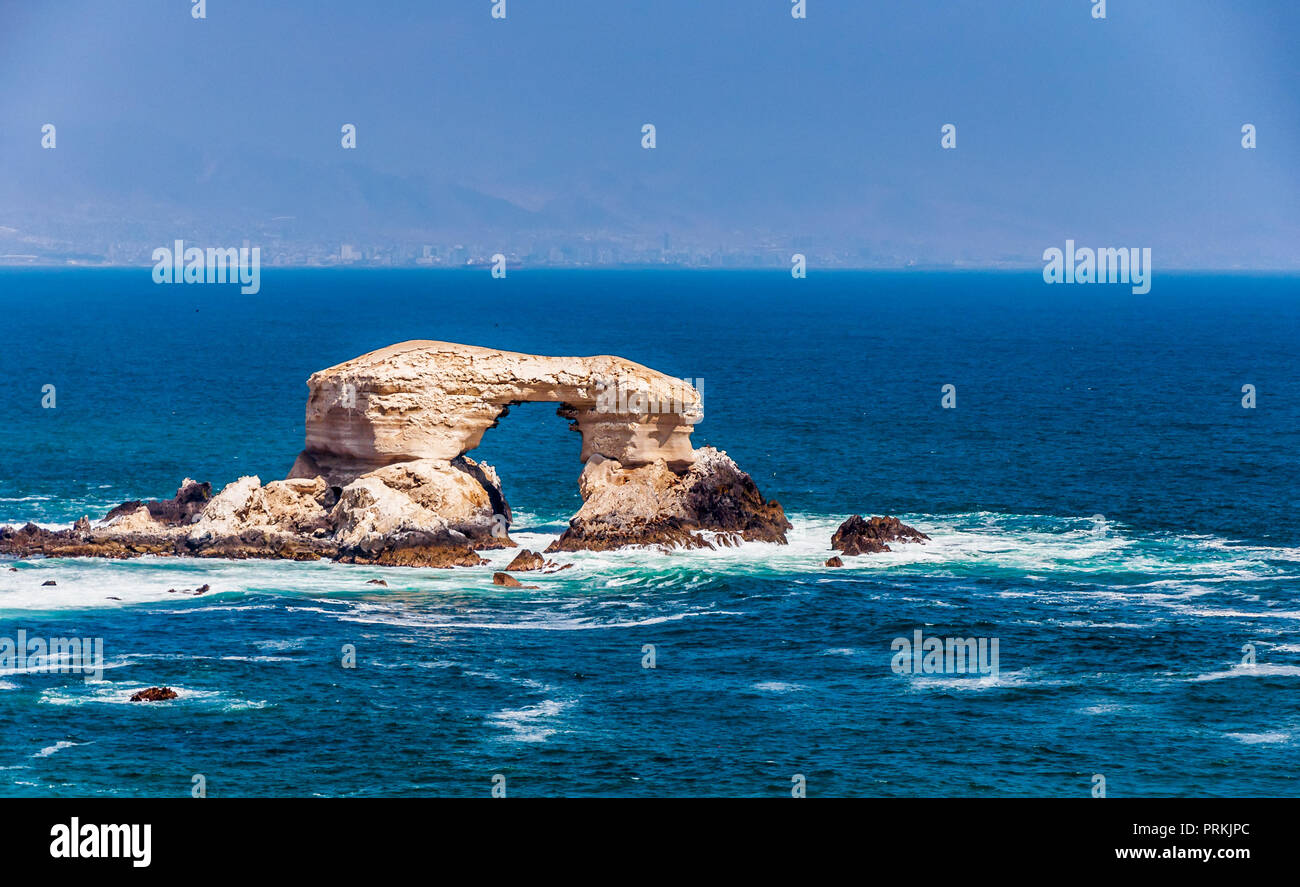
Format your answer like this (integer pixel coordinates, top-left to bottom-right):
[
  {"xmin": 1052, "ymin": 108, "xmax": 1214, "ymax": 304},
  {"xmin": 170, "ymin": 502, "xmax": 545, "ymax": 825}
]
[{"xmin": 1, "ymin": 798, "xmax": 1282, "ymax": 874}]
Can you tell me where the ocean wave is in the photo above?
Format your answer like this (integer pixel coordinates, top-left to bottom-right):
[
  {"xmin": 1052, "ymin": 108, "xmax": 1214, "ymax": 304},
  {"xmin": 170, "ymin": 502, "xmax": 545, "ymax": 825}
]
[
  {"xmin": 1189, "ymin": 664, "xmax": 1300, "ymax": 682},
  {"xmin": 38, "ymin": 682, "xmax": 270, "ymax": 710},
  {"xmin": 322, "ymin": 602, "xmax": 742, "ymax": 632},
  {"xmin": 903, "ymin": 668, "xmax": 1068, "ymax": 692},
  {"xmin": 1, "ymin": 512, "xmax": 1297, "ymax": 623},
  {"xmin": 1, "ymin": 656, "xmax": 126, "ymax": 677},
  {"xmin": 252, "ymin": 638, "xmax": 308, "ymax": 651},
  {"xmin": 33, "ymin": 740, "xmax": 83, "ymax": 758},
  {"xmin": 486, "ymin": 698, "xmax": 574, "ymax": 743},
  {"xmin": 1224, "ymin": 731, "xmax": 1291, "ymax": 744}
]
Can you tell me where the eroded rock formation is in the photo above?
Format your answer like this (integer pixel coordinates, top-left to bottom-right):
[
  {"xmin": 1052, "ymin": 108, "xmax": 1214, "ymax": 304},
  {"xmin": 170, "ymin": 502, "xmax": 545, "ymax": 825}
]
[
  {"xmin": 830, "ymin": 515, "xmax": 929, "ymax": 555},
  {"xmin": 546, "ymin": 448, "xmax": 790, "ymax": 551},
  {"xmin": 505, "ymin": 550, "xmax": 546, "ymax": 572},
  {"xmin": 288, "ymin": 341, "xmax": 702, "ymax": 485},
  {"xmin": 130, "ymin": 687, "xmax": 178, "ymax": 703},
  {"xmin": 0, "ymin": 461, "xmax": 503, "ymax": 568},
  {"xmin": 0, "ymin": 341, "xmax": 788, "ymax": 567}
]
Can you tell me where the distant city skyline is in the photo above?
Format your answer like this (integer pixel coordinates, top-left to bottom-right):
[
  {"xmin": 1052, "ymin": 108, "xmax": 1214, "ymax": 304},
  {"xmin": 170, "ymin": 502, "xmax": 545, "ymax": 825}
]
[{"xmin": 1, "ymin": 0, "xmax": 1298, "ymax": 268}]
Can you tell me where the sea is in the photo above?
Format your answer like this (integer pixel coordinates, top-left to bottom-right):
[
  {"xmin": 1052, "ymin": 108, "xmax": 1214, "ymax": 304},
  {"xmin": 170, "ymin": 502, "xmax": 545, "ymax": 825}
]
[{"xmin": 0, "ymin": 267, "xmax": 1297, "ymax": 797}]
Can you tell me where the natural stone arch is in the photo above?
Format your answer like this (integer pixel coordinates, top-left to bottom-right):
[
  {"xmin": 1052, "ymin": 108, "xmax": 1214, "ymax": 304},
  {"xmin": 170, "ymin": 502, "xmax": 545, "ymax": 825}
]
[
  {"xmin": 3, "ymin": 341, "xmax": 789, "ymax": 566},
  {"xmin": 288, "ymin": 341, "xmax": 702, "ymax": 486}
]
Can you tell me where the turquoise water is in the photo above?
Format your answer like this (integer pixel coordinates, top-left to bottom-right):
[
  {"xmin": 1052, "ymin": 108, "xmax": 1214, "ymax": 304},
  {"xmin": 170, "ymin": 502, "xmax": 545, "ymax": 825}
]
[{"xmin": 1, "ymin": 269, "xmax": 1298, "ymax": 796}]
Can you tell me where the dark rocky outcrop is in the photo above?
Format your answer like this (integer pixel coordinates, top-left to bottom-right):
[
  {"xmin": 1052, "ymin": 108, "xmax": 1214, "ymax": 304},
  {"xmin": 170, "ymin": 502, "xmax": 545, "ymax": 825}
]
[
  {"xmin": 492, "ymin": 572, "xmax": 537, "ymax": 589},
  {"xmin": 339, "ymin": 543, "xmax": 486, "ymax": 569},
  {"xmin": 166, "ymin": 584, "xmax": 211, "ymax": 595},
  {"xmin": 831, "ymin": 515, "xmax": 929, "ymax": 556},
  {"xmin": 104, "ymin": 479, "xmax": 212, "ymax": 526},
  {"xmin": 504, "ymin": 549, "xmax": 573, "ymax": 573},
  {"xmin": 505, "ymin": 549, "xmax": 547, "ymax": 571},
  {"xmin": 130, "ymin": 687, "xmax": 178, "ymax": 702},
  {"xmin": 547, "ymin": 449, "xmax": 790, "ymax": 553}
]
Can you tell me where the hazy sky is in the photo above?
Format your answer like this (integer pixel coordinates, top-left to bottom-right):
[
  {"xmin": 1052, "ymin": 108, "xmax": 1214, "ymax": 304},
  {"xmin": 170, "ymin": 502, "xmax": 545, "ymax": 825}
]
[{"xmin": 1, "ymin": 0, "xmax": 1297, "ymax": 266}]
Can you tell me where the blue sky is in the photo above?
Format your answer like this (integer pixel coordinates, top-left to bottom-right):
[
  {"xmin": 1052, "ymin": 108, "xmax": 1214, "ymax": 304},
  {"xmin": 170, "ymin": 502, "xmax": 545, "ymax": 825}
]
[{"xmin": 1, "ymin": 0, "xmax": 1297, "ymax": 266}]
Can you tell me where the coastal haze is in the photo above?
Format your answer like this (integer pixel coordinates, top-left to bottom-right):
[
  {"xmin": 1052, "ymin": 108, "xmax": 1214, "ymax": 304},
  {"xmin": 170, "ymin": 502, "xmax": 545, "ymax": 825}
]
[
  {"xmin": 1, "ymin": 0, "xmax": 1298, "ymax": 268},
  {"xmin": 1, "ymin": 0, "xmax": 1299, "ymax": 812}
]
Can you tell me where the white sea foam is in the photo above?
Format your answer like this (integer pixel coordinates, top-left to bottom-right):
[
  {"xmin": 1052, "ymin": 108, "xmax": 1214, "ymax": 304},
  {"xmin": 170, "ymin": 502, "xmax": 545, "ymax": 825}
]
[
  {"xmin": 1189, "ymin": 664, "xmax": 1300, "ymax": 682},
  {"xmin": 1224, "ymin": 731, "xmax": 1291, "ymax": 745},
  {"xmin": 33, "ymin": 740, "xmax": 82, "ymax": 758},
  {"xmin": 1, "ymin": 512, "xmax": 1297, "ymax": 633},
  {"xmin": 903, "ymin": 668, "xmax": 1066, "ymax": 692},
  {"xmin": 252, "ymin": 638, "xmax": 308, "ymax": 652},
  {"xmin": 306, "ymin": 595, "xmax": 742, "ymax": 632},
  {"xmin": 38, "ymin": 682, "xmax": 269, "ymax": 710},
  {"xmin": 486, "ymin": 698, "xmax": 574, "ymax": 743}
]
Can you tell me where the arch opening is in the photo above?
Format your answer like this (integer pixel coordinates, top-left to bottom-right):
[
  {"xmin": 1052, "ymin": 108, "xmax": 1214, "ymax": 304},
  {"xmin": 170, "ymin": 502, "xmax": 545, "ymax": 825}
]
[{"xmin": 466, "ymin": 400, "xmax": 584, "ymax": 533}]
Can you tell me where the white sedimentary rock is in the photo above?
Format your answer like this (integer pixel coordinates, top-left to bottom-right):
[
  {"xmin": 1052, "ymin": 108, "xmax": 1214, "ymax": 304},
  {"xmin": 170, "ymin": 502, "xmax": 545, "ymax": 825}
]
[
  {"xmin": 288, "ymin": 341, "xmax": 701, "ymax": 485},
  {"xmin": 101, "ymin": 505, "xmax": 164, "ymax": 536},
  {"xmin": 2, "ymin": 342, "xmax": 786, "ymax": 565},
  {"xmin": 186, "ymin": 475, "xmax": 330, "ymax": 547},
  {"xmin": 547, "ymin": 447, "xmax": 791, "ymax": 551}
]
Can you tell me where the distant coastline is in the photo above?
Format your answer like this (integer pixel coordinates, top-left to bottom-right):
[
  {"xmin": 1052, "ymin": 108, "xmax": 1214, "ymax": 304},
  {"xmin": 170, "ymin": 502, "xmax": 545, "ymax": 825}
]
[{"xmin": 2, "ymin": 261, "xmax": 1298, "ymax": 273}]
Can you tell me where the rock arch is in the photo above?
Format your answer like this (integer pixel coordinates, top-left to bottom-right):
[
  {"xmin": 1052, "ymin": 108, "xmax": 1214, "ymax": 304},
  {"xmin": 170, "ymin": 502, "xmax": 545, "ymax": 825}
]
[
  {"xmin": 3, "ymin": 342, "xmax": 789, "ymax": 566},
  {"xmin": 286, "ymin": 341, "xmax": 789, "ymax": 552},
  {"xmin": 288, "ymin": 341, "xmax": 701, "ymax": 485}
]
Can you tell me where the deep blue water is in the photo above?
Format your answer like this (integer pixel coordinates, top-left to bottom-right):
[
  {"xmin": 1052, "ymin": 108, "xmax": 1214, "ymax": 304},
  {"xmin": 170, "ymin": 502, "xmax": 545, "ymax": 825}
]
[{"xmin": 0, "ymin": 268, "xmax": 1298, "ymax": 797}]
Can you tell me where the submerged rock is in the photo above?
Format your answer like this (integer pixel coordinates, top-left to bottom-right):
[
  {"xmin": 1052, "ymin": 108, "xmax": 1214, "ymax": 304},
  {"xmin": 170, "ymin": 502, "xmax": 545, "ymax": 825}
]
[
  {"xmin": 825, "ymin": 556, "xmax": 844, "ymax": 567},
  {"xmin": 492, "ymin": 572, "xmax": 537, "ymax": 589},
  {"xmin": 505, "ymin": 549, "xmax": 547, "ymax": 572},
  {"xmin": 831, "ymin": 515, "xmax": 929, "ymax": 556},
  {"xmin": 165, "ymin": 584, "xmax": 211, "ymax": 596},
  {"xmin": 505, "ymin": 549, "xmax": 571, "ymax": 573},
  {"xmin": 130, "ymin": 687, "xmax": 178, "ymax": 702}
]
